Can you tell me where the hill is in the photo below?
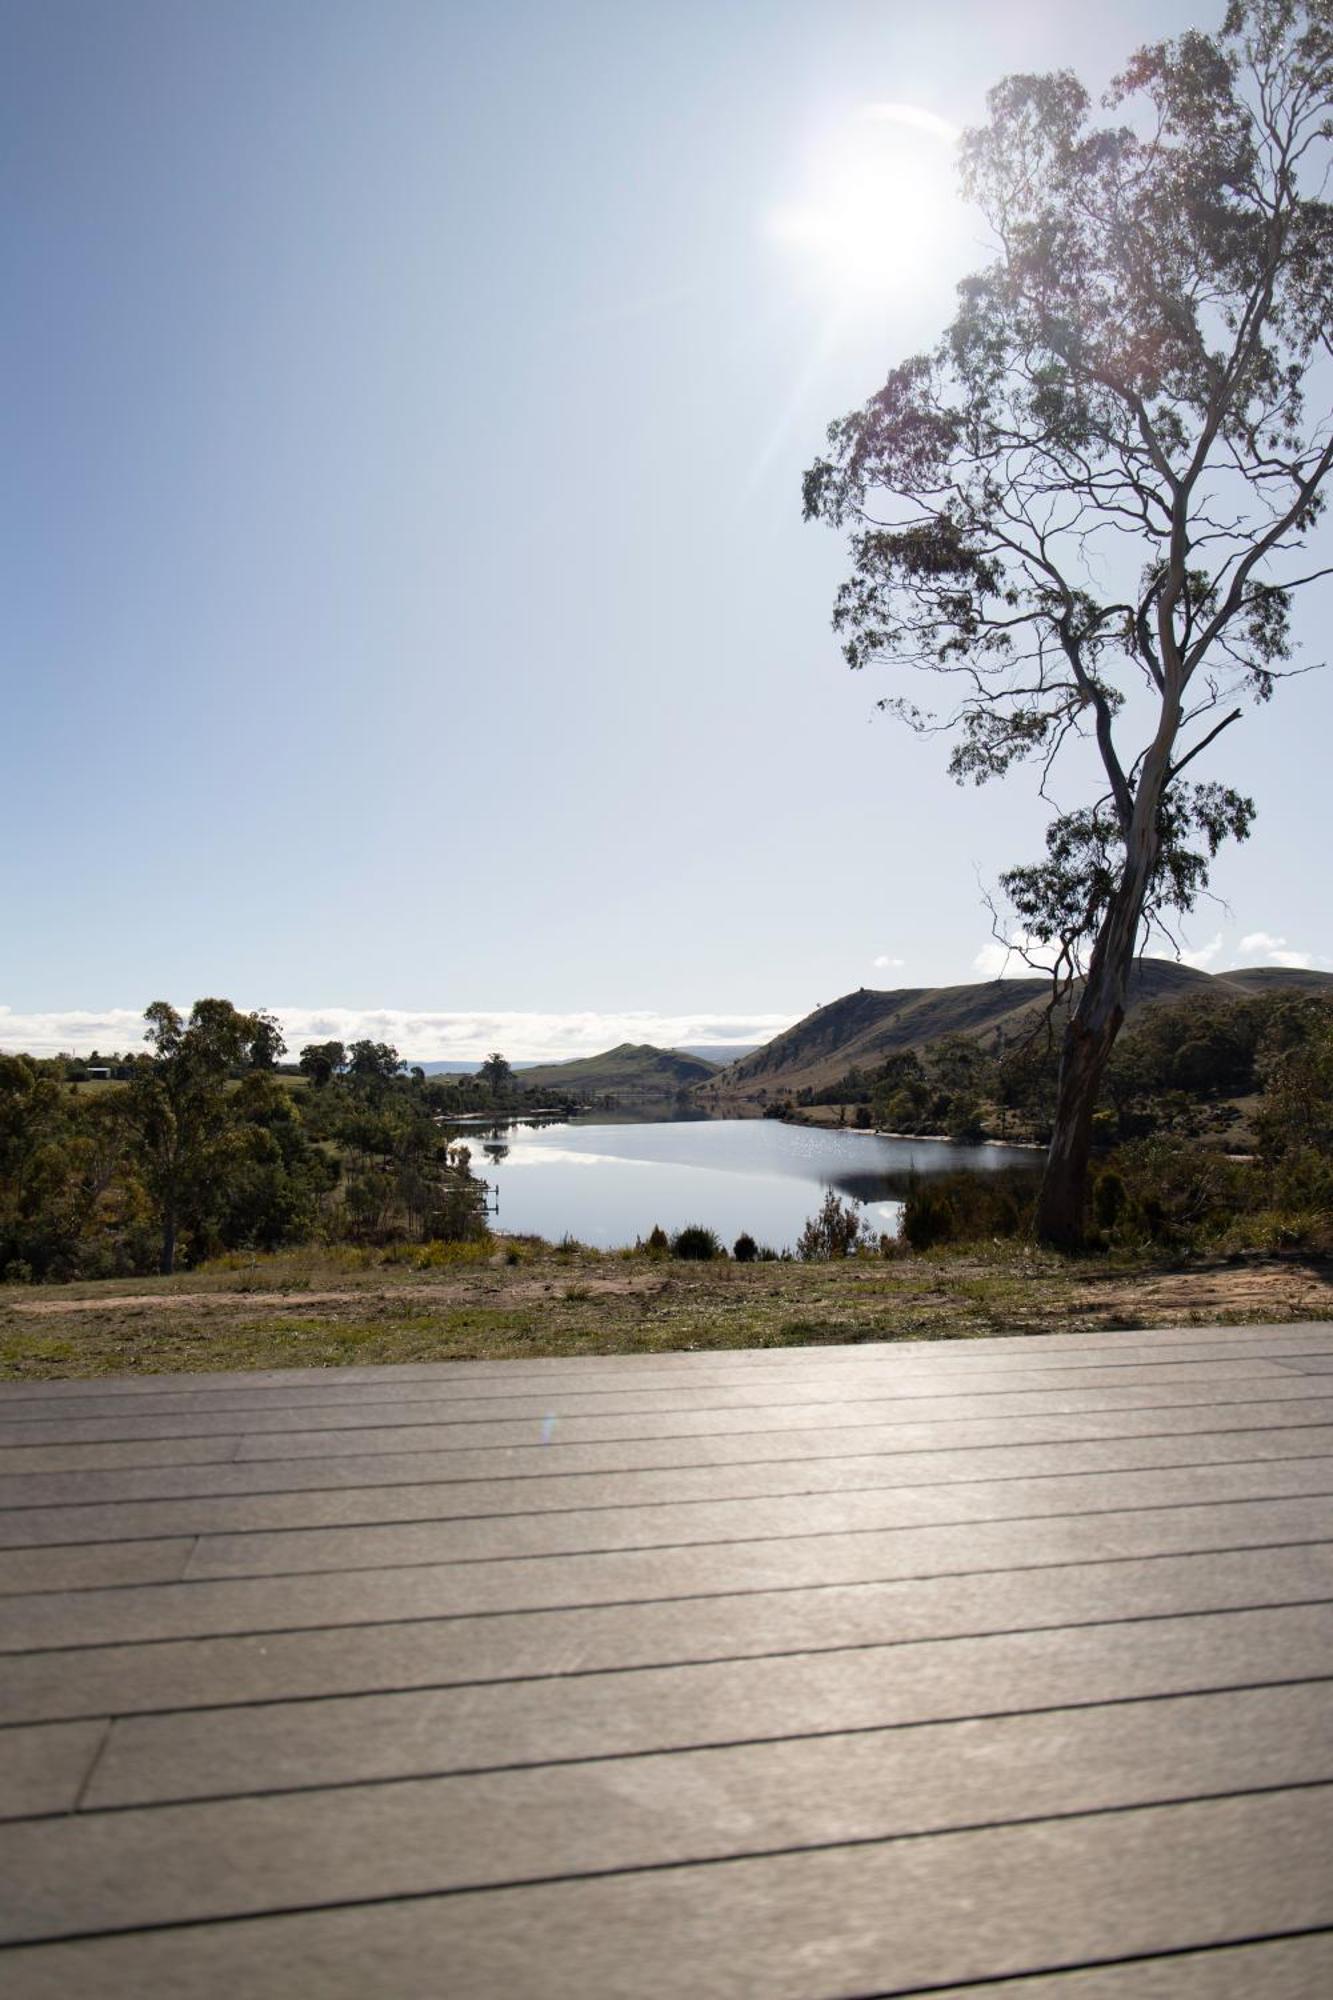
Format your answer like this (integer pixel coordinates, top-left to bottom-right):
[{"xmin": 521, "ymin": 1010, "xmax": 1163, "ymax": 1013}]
[
  {"xmin": 1214, "ymin": 965, "xmax": 1333, "ymax": 997},
  {"xmin": 515, "ymin": 1042, "xmax": 718, "ymax": 1100},
  {"xmin": 413, "ymin": 1044, "xmax": 756, "ymax": 1076},
  {"xmin": 700, "ymin": 959, "xmax": 1333, "ymax": 1106}
]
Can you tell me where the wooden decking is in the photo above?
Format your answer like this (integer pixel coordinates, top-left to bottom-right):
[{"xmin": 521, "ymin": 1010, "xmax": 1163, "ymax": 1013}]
[{"xmin": 1, "ymin": 1324, "xmax": 1332, "ymax": 1995}]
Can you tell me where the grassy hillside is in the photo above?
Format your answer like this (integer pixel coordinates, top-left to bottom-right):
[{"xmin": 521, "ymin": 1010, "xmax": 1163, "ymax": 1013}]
[
  {"xmin": 706, "ymin": 979, "xmax": 1049, "ymax": 1098},
  {"xmin": 701, "ymin": 959, "xmax": 1331, "ymax": 1105},
  {"xmin": 516, "ymin": 1042, "xmax": 718, "ymax": 1098},
  {"xmin": 1215, "ymin": 965, "xmax": 1333, "ymax": 997}
]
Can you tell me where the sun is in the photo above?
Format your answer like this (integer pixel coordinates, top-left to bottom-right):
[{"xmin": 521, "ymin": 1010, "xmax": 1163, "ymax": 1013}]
[{"xmin": 768, "ymin": 103, "xmax": 962, "ymax": 304}]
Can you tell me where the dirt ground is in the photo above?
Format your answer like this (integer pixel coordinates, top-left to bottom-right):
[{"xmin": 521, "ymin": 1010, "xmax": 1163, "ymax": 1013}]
[{"xmin": 2, "ymin": 1243, "xmax": 1329, "ymax": 1380}]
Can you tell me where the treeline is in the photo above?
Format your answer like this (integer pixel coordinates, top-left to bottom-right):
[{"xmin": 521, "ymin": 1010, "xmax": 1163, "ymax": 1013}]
[
  {"xmin": 852, "ymin": 992, "xmax": 1332, "ymax": 1255},
  {"xmin": 783, "ymin": 991, "xmax": 1333, "ymax": 1152},
  {"xmin": 0, "ymin": 1001, "xmax": 508, "ymax": 1283}
]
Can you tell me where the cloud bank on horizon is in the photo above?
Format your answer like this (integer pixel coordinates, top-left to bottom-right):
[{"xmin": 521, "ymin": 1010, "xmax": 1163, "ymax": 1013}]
[
  {"xmin": 7, "ymin": 928, "xmax": 1330, "ymax": 1062},
  {"xmin": 0, "ymin": 1006, "xmax": 800, "ymax": 1065}
]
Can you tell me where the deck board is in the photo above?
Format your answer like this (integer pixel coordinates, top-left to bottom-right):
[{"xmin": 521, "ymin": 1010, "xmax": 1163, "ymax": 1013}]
[{"xmin": 2, "ymin": 1325, "xmax": 1331, "ymax": 1994}]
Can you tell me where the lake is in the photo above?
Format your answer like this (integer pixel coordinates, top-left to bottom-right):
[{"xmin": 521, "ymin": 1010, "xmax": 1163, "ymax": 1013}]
[{"xmin": 452, "ymin": 1117, "xmax": 1038, "ymax": 1252}]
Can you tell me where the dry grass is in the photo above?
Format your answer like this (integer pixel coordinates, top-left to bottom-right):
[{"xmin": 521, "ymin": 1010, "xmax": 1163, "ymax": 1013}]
[{"xmin": 1, "ymin": 1239, "xmax": 1329, "ymax": 1380}]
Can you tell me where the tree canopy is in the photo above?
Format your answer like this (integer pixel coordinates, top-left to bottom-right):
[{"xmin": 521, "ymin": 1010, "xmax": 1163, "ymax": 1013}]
[{"xmin": 804, "ymin": 0, "xmax": 1333, "ymax": 1243}]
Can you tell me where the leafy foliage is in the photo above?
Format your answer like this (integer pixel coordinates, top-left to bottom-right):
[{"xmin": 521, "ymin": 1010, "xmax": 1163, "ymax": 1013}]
[
  {"xmin": 669, "ymin": 1224, "xmax": 723, "ymax": 1260},
  {"xmin": 478, "ymin": 1052, "xmax": 515, "ymax": 1097},
  {"xmin": 0, "ymin": 1001, "xmax": 488, "ymax": 1282},
  {"xmin": 805, "ymin": 2, "xmax": 1333, "ymax": 1242},
  {"xmin": 797, "ymin": 1189, "xmax": 877, "ymax": 1260}
]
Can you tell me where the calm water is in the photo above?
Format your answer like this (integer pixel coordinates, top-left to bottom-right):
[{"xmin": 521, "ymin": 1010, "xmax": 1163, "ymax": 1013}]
[{"xmin": 452, "ymin": 1117, "xmax": 1037, "ymax": 1252}]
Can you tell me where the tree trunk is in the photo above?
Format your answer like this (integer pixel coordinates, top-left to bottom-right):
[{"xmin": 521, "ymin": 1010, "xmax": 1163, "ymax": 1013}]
[
  {"xmin": 1034, "ymin": 995, "xmax": 1123, "ymax": 1249},
  {"xmin": 1036, "ymin": 876, "xmax": 1150, "ymax": 1252},
  {"xmin": 1035, "ymin": 830, "xmax": 1169, "ymax": 1246},
  {"xmin": 1033, "ymin": 649, "xmax": 1188, "ymax": 1250},
  {"xmin": 159, "ymin": 1197, "xmax": 177, "ymax": 1277}
]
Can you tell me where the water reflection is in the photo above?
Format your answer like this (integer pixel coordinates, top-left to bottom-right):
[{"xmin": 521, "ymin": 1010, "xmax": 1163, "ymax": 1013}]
[{"xmin": 442, "ymin": 1116, "xmax": 1038, "ymax": 1252}]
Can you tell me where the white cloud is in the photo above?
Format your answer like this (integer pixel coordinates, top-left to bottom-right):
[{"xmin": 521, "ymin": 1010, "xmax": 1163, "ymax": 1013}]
[
  {"xmin": 0, "ymin": 1005, "xmax": 798, "ymax": 1065},
  {"xmin": 872, "ymin": 954, "xmax": 905, "ymax": 971},
  {"xmin": 1235, "ymin": 932, "xmax": 1326, "ymax": 970},
  {"xmin": 972, "ymin": 932, "xmax": 1067, "ymax": 980},
  {"xmin": 0, "ymin": 1008, "xmax": 149, "ymax": 1059},
  {"xmin": 1239, "ymin": 929, "xmax": 1289, "ymax": 955},
  {"xmin": 1179, "ymin": 932, "xmax": 1224, "ymax": 971}
]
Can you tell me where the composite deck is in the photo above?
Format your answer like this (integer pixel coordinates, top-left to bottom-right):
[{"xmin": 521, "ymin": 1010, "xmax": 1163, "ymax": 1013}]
[{"xmin": 1, "ymin": 1323, "xmax": 1332, "ymax": 1995}]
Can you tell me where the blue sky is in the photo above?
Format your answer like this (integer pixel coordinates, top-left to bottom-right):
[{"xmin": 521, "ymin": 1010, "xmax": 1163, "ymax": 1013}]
[{"xmin": 3, "ymin": 0, "xmax": 1329, "ymax": 1060}]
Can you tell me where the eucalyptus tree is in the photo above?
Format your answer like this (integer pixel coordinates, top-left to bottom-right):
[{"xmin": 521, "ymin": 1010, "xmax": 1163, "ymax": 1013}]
[
  {"xmin": 479, "ymin": 1051, "xmax": 515, "ymax": 1099},
  {"xmin": 345, "ymin": 1040, "xmax": 406, "ymax": 1086},
  {"xmin": 298, "ymin": 1040, "xmax": 347, "ymax": 1087},
  {"xmin": 131, "ymin": 999, "xmax": 262, "ymax": 1274},
  {"xmin": 804, "ymin": 1, "xmax": 1333, "ymax": 1244}
]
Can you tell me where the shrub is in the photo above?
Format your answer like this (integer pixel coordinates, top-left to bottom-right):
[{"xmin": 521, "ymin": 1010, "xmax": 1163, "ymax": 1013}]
[
  {"xmin": 900, "ymin": 1169, "xmax": 1039, "ymax": 1249},
  {"xmin": 670, "ymin": 1224, "xmax": 722, "ymax": 1260},
  {"xmin": 644, "ymin": 1224, "xmax": 670, "ymax": 1257},
  {"xmin": 901, "ymin": 1185, "xmax": 957, "ymax": 1251},
  {"xmin": 1108, "ymin": 1138, "xmax": 1247, "ymax": 1249},
  {"xmin": 1092, "ymin": 1169, "xmax": 1126, "ymax": 1231},
  {"xmin": 945, "ymin": 1100, "xmax": 985, "ymax": 1142},
  {"xmin": 375, "ymin": 1235, "xmax": 496, "ymax": 1270},
  {"xmin": 732, "ymin": 1232, "xmax": 758, "ymax": 1262},
  {"xmin": 797, "ymin": 1189, "xmax": 872, "ymax": 1260}
]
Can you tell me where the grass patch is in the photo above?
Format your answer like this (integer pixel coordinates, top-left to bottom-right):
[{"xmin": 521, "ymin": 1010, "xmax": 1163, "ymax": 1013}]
[
  {"xmin": 1, "ymin": 1238, "xmax": 1329, "ymax": 1379},
  {"xmin": 777, "ymin": 1319, "xmax": 884, "ymax": 1345}
]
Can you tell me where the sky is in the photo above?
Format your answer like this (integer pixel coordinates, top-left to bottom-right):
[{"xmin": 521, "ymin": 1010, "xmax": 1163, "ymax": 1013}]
[{"xmin": 3, "ymin": 0, "xmax": 1329, "ymax": 1062}]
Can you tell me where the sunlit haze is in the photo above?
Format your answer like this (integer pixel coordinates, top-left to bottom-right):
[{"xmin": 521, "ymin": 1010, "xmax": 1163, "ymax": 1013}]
[
  {"xmin": 3, "ymin": 0, "xmax": 1328, "ymax": 1060},
  {"xmin": 767, "ymin": 102, "xmax": 963, "ymax": 304}
]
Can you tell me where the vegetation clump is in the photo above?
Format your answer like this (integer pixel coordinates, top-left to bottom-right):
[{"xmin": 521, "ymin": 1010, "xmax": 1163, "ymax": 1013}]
[
  {"xmin": 797, "ymin": 1189, "xmax": 878, "ymax": 1261},
  {"xmin": 669, "ymin": 1224, "xmax": 723, "ymax": 1261},
  {"xmin": 0, "ymin": 999, "xmax": 491, "ymax": 1283},
  {"xmin": 901, "ymin": 1170, "xmax": 1035, "ymax": 1250}
]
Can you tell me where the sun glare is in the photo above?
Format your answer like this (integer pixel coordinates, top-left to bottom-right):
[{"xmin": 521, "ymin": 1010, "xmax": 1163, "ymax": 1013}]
[{"xmin": 768, "ymin": 103, "xmax": 962, "ymax": 304}]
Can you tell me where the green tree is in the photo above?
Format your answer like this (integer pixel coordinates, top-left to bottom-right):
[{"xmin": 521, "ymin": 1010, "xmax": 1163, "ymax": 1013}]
[
  {"xmin": 345, "ymin": 1040, "xmax": 404, "ymax": 1084},
  {"xmin": 478, "ymin": 1051, "xmax": 514, "ymax": 1098},
  {"xmin": 1255, "ymin": 996, "xmax": 1333, "ymax": 1155},
  {"xmin": 299, "ymin": 1040, "xmax": 347, "ymax": 1087},
  {"xmin": 130, "ymin": 999, "xmax": 260, "ymax": 1274},
  {"xmin": 804, "ymin": 2, "xmax": 1333, "ymax": 1245},
  {"xmin": 212, "ymin": 1070, "xmax": 338, "ymax": 1253},
  {"xmin": 797, "ymin": 1189, "xmax": 875, "ymax": 1260},
  {"xmin": 247, "ymin": 1011, "xmax": 287, "ymax": 1070}
]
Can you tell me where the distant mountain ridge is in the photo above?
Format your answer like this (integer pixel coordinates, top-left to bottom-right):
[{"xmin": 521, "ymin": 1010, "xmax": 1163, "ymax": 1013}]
[
  {"xmin": 701, "ymin": 960, "xmax": 1333, "ymax": 1103},
  {"xmin": 412, "ymin": 1043, "xmax": 756, "ymax": 1077},
  {"xmin": 410, "ymin": 971, "xmax": 1330, "ymax": 1101},
  {"xmin": 515, "ymin": 1042, "xmax": 718, "ymax": 1097}
]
